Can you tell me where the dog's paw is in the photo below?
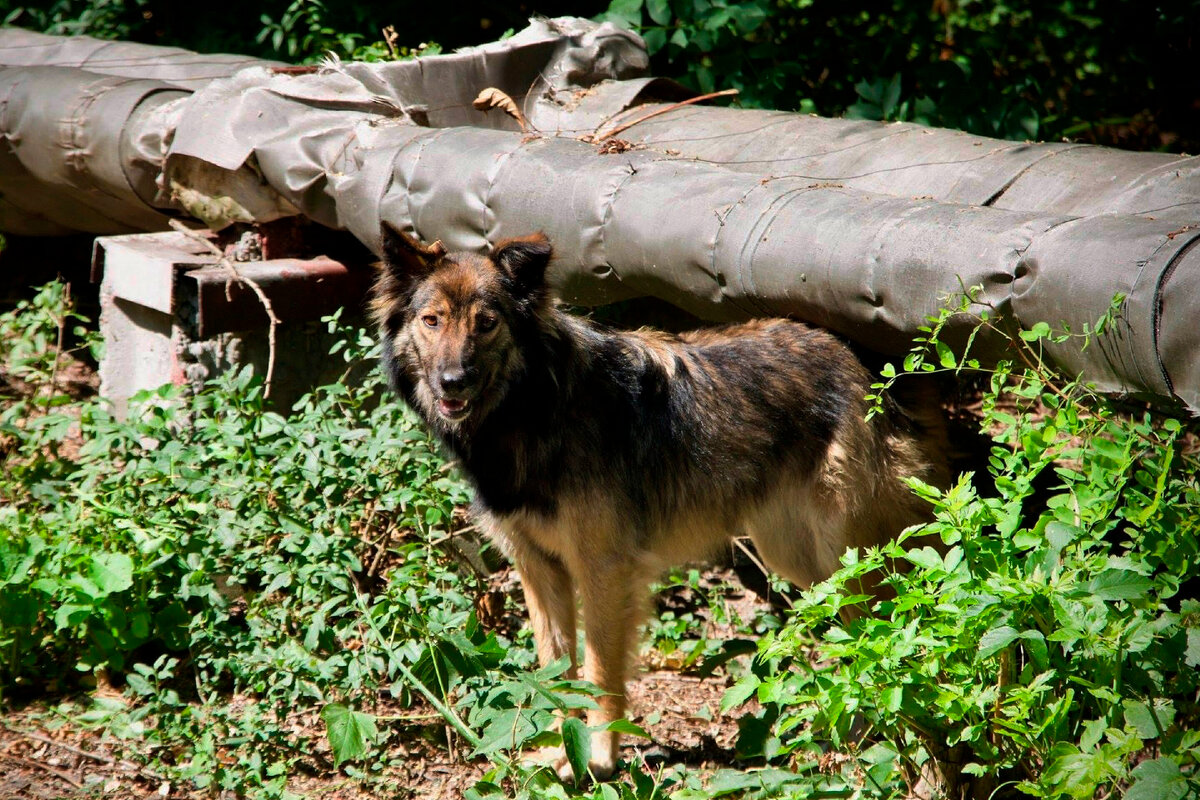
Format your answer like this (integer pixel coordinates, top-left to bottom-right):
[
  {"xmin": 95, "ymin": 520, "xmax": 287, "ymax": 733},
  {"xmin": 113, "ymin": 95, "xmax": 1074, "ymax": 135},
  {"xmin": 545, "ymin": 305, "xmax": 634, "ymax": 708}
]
[
  {"xmin": 554, "ymin": 749, "xmax": 616, "ymax": 784},
  {"xmin": 523, "ymin": 742, "xmax": 617, "ymax": 785}
]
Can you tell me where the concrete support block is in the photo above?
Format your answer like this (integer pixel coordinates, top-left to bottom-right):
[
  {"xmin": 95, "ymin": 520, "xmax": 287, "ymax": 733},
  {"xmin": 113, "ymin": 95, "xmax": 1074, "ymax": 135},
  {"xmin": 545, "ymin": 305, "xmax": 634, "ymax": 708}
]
[{"xmin": 94, "ymin": 230, "xmax": 372, "ymax": 417}]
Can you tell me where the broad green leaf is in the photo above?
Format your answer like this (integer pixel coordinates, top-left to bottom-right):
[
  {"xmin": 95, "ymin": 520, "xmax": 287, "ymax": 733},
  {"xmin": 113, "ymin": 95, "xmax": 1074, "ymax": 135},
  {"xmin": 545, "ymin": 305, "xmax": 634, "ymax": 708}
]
[
  {"xmin": 322, "ymin": 703, "xmax": 378, "ymax": 766},
  {"xmin": 606, "ymin": 718, "xmax": 651, "ymax": 739},
  {"xmin": 1186, "ymin": 628, "xmax": 1200, "ymax": 667},
  {"xmin": 978, "ymin": 625, "xmax": 1020, "ymax": 659},
  {"xmin": 1042, "ymin": 741, "xmax": 1116, "ymax": 798},
  {"xmin": 704, "ymin": 768, "xmax": 808, "ymax": 793},
  {"xmin": 1125, "ymin": 758, "xmax": 1187, "ymax": 800},
  {"xmin": 604, "ymin": 0, "xmax": 643, "ymax": 27},
  {"xmin": 53, "ymin": 603, "xmax": 91, "ymax": 631},
  {"xmin": 905, "ymin": 546, "xmax": 944, "ymax": 572},
  {"xmin": 1086, "ymin": 569, "xmax": 1152, "ymax": 602},
  {"xmin": 720, "ymin": 675, "xmax": 759, "ymax": 712},
  {"xmin": 473, "ymin": 707, "xmax": 543, "ymax": 755},
  {"xmin": 881, "ymin": 74, "xmax": 902, "ymax": 117},
  {"xmin": 561, "ymin": 716, "xmax": 590, "ymax": 782},
  {"xmin": 1123, "ymin": 698, "xmax": 1175, "ymax": 739},
  {"xmin": 645, "ymin": 0, "xmax": 670, "ymax": 25},
  {"xmin": 1019, "ymin": 630, "xmax": 1048, "ymax": 669},
  {"xmin": 880, "ymin": 686, "xmax": 903, "ymax": 713},
  {"xmin": 642, "ymin": 27, "xmax": 667, "ymax": 54},
  {"xmin": 935, "ymin": 340, "xmax": 956, "ymax": 368},
  {"xmin": 89, "ymin": 553, "xmax": 133, "ymax": 596},
  {"xmin": 1044, "ymin": 520, "xmax": 1080, "ymax": 550}
]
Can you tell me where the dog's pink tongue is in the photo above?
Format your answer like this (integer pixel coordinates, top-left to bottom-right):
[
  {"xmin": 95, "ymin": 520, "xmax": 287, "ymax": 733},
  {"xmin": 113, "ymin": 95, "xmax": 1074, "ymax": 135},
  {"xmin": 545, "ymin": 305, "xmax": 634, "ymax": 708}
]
[{"xmin": 441, "ymin": 398, "xmax": 466, "ymax": 413}]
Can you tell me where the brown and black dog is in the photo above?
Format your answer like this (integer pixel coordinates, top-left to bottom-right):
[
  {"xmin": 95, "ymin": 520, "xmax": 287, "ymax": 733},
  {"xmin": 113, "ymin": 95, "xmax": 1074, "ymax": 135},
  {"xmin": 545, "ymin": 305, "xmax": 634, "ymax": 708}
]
[{"xmin": 371, "ymin": 223, "xmax": 947, "ymax": 780}]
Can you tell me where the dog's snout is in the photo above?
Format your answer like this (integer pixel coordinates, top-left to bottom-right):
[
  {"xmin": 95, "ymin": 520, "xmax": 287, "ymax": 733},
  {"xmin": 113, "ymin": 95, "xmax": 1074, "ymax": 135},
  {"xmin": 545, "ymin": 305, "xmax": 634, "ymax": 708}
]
[{"xmin": 439, "ymin": 367, "xmax": 475, "ymax": 395}]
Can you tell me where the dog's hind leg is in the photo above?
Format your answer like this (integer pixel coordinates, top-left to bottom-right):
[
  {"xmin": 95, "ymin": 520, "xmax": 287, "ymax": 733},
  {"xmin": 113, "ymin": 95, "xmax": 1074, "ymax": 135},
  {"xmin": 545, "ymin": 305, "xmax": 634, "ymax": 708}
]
[{"xmin": 743, "ymin": 486, "xmax": 849, "ymax": 593}]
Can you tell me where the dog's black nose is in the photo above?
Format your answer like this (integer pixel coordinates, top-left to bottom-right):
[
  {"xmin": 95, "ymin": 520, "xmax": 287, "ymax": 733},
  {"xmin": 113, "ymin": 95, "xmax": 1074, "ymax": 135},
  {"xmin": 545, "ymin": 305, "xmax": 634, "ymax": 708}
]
[{"xmin": 440, "ymin": 368, "xmax": 473, "ymax": 394}]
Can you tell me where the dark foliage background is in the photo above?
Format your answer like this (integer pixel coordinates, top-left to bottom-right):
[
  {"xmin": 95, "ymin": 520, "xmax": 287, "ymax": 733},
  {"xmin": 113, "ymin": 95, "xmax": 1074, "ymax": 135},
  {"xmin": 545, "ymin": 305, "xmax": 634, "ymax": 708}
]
[
  {"xmin": 602, "ymin": 0, "xmax": 1200, "ymax": 152},
  {"xmin": 3, "ymin": 0, "xmax": 1198, "ymax": 152}
]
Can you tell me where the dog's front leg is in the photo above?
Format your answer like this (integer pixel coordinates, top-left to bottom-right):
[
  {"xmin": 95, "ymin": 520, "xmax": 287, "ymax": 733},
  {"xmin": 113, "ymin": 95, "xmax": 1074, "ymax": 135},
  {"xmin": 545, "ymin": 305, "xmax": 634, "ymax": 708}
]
[
  {"xmin": 509, "ymin": 540, "xmax": 577, "ymax": 673},
  {"xmin": 505, "ymin": 538, "xmax": 590, "ymax": 778},
  {"xmin": 573, "ymin": 554, "xmax": 648, "ymax": 781}
]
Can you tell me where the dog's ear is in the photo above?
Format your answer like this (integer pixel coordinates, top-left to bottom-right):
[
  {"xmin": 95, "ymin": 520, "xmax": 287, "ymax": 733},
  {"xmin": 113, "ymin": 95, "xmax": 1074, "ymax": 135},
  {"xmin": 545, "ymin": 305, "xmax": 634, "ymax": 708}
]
[
  {"xmin": 493, "ymin": 233, "xmax": 552, "ymax": 296},
  {"xmin": 379, "ymin": 220, "xmax": 445, "ymax": 282}
]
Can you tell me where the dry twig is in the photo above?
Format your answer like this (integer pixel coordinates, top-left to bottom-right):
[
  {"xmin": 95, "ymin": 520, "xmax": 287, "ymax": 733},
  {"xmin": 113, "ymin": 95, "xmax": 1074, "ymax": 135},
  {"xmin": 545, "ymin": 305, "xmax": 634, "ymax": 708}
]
[
  {"xmin": 15, "ymin": 730, "xmax": 166, "ymax": 781},
  {"xmin": 594, "ymin": 88, "xmax": 739, "ymax": 142},
  {"xmin": 169, "ymin": 220, "xmax": 281, "ymax": 397},
  {"xmin": 21, "ymin": 731, "xmax": 114, "ymax": 765},
  {"xmin": 382, "ymin": 25, "xmax": 400, "ymax": 59},
  {"xmin": 0, "ymin": 752, "xmax": 84, "ymax": 789}
]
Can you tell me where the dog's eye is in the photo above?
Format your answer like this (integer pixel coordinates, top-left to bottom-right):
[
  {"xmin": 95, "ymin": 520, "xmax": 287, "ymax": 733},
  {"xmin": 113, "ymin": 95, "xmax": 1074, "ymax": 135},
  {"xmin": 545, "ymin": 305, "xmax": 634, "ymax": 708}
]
[
  {"xmin": 477, "ymin": 314, "xmax": 498, "ymax": 333},
  {"xmin": 422, "ymin": 314, "xmax": 439, "ymax": 328}
]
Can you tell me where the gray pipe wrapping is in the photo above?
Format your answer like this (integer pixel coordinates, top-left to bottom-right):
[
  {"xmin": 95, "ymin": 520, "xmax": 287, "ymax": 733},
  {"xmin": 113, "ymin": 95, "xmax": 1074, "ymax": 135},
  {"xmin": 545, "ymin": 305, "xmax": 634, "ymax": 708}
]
[
  {"xmin": 0, "ymin": 66, "xmax": 187, "ymax": 233},
  {"xmin": 2, "ymin": 21, "xmax": 1198, "ymax": 412},
  {"xmin": 574, "ymin": 102, "xmax": 1200, "ymax": 221},
  {"xmin": 0, "ymin": 27, "xmax": 275, "ymax": 89}
]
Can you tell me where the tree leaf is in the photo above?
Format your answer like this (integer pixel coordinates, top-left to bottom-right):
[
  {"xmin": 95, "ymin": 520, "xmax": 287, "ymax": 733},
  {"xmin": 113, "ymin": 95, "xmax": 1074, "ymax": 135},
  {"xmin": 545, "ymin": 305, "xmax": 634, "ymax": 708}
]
[
  {"xmin": 1019, "ymin": 630, "xmax": 1048, "ymax": 669},
  {"xmin": 606, "ymin": 718, "xmax": 651, "ymax": 739},
  {"xmin": 604, "ymin": 0, "xmax": 643, "ymax": 27},
  {"xmin": 642, "ymin": 27, "xmax": 667, "ymax": 54},
  {"xmin": 1123, "ymin": 698, "xmax": 1175, "ymax": 740},
  {"xmin": 645, "ymin": 0, "xmax": 671, "ymax": 25},
  {"xmin": 881, "ymin": 73, "xmax": 902, "ymax": 118},
  {"xmin": 720, "ymin": 675, "xmax": 759, "ymax": 712},
  {"xmin": 1185, "ymin": 628, "xmax": 1200, "ymax": 667},
  {"xmin": 978, "ymin": 625, "xmax": 1020, "ymax": 659},
  {"xmin": 935, "ymin": 340, "xmax": 956, "ymax": 368}
]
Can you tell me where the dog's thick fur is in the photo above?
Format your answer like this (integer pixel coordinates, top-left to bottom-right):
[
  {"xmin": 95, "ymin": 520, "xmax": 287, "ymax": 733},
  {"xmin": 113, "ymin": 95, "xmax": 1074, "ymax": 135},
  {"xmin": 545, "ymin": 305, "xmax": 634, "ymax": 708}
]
[{"xmin": 372, "ymin": 223, "xmax": 947, "ymax": 780}]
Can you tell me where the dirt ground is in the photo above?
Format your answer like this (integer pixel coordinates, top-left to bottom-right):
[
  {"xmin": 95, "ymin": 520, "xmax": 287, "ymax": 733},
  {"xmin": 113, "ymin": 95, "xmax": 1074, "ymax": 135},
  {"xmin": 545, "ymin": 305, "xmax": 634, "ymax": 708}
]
[
  {"xmin": 0, "ymin": 546, "xmax": 765, "ymax": 800},
  {"xmin": 0, "ymin": 578, "xmax": 765, "ymax": 800}
]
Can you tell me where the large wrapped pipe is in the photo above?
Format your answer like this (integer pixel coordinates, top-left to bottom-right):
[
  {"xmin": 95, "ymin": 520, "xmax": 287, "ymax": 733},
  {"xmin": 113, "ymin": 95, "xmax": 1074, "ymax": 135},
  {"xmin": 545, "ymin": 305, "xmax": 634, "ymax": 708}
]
[
  {"xmin": 555, "ymin": 101, "xmax": 1200, "ymax": 221},
  {"xmin": 2, "ymin": 22, "xmax": 1198, "ymax": 412},
  {"xmin": 0, "ymin": 66, "xmax": 187, "ymax": 233}
]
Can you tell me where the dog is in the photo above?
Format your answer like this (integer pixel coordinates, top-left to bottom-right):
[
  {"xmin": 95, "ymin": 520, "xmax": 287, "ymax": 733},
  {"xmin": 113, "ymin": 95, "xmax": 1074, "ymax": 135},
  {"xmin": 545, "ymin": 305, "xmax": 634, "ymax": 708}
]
[{"xmin": 371, "ymin": 222, "xmax": 948, "ymax": 781}]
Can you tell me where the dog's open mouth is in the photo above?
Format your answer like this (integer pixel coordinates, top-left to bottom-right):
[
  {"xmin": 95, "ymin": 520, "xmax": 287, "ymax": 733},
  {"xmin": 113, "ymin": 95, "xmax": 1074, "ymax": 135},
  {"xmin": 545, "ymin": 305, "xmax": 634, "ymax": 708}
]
[{"xmin": 437, "ymin": 397, "xmax": 471, "ymax": 421}]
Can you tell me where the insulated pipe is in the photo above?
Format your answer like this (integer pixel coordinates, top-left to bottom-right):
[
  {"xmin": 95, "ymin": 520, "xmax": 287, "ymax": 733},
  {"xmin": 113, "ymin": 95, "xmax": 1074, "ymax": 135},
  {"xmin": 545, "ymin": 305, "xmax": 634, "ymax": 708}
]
[
  {"xmin": 0, "ymin": 66, "xmax": 187, "ymax": 234},
  {"xmin": 565, "ymin": 101, "xmax": 1200, "ymax": 222}
]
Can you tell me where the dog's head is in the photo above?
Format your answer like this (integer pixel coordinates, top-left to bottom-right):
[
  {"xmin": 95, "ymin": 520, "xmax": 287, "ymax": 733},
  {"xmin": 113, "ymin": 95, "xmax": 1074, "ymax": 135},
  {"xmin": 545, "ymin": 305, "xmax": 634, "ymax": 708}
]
[{"xmin": 371, "ymin": 221, "xmax": 553, "ymax": 429}]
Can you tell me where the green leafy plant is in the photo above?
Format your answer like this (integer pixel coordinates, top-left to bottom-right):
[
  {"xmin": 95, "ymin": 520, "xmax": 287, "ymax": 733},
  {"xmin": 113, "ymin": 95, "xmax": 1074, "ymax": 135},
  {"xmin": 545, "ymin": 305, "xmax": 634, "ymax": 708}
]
[
  {"xmin": 602, "ymin": 0, "xmax": 1198, "ymax": 150},
  {"xmin": 725, "ymin": 290, "xmax": 1200, "ymax": 799},
  {"xmin": 0, "ymin": 285, "xmax": 656, "ymax": 796},
  {"xmin": 2, "ymin": 0, "xmax": 148, "ymax": 39},
  {"xmin": 600, "ymin": 0, "xmax": 791, "ymax": 109},
  {"xmin": 256, "ymin": 0, "xmax": 362, "ymax": 61}
]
